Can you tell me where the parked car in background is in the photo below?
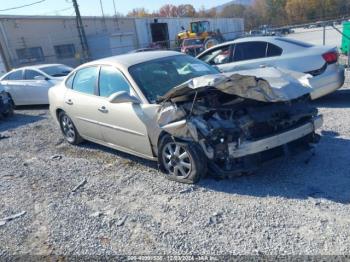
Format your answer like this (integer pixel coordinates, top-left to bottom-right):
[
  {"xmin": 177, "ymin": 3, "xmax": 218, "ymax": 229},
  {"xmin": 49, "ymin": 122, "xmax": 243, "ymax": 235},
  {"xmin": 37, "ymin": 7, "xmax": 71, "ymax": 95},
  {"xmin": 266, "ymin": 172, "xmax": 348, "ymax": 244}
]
[
  {"xmin": 180, "ymin": 38, "xmax": 204, "ymax": 56},
  {"xmin": 0, "ymin": 85, "xmax": 14, "ymax": 118},
  {"xmin": 49, "ymin": 51, "xmax": 322, "ymax": 184},
  {"xmin": 128, "ymin": 47, "xmax": 162, "ymax": 53},
  {"xmin": 0, "ymin": 64, "xmax": 73, "ymax": 106},
  {"xmin": 248, "ymin": 30, "xmax": 265, "ymax": 36},
  {"xmin": 197, "ymin": 36, "xmax": 345, "ymax": 99}
]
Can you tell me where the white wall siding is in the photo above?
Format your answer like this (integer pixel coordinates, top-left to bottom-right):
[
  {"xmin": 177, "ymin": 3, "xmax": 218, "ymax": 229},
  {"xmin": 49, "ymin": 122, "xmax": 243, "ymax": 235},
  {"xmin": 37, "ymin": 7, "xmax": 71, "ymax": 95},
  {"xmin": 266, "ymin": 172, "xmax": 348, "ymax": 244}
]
[{"xmin": 0, "ymin": 15, "xmax": 244, "ymax": 68}]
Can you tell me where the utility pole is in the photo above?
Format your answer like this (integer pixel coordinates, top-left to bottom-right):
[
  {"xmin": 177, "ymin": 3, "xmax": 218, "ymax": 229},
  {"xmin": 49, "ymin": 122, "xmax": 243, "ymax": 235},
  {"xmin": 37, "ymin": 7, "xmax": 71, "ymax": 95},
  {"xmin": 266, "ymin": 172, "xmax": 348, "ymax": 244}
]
[
  {"xmin": 112, "ymin": 0, "xmax": 120, "ymax": 30},
  {"xmin": 99, "ymin": 0, "xmax": 107, "ymax": 31},
  {"xmin": 0, "ymin": 40, "xmax": 10, "ymax": 72},
  {"xmin": 72, "ymin": 0, "xmax": 90, "ymax": 62}
]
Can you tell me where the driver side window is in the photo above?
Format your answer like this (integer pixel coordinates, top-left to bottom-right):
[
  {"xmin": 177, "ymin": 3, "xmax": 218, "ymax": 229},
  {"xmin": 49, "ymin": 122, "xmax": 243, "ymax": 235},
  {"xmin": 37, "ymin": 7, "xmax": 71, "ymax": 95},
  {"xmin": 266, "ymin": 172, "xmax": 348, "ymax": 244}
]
[
  {"xmin": 199, "ymin": 45, "xmax": 232, "ymax": 65},
  {"xmin": 98, "ymin": 66, "xmax": 132, "ymax": 97},
  {"xmin": 25, "ymin": 69, "xmax": 45, "ymax": 80}
]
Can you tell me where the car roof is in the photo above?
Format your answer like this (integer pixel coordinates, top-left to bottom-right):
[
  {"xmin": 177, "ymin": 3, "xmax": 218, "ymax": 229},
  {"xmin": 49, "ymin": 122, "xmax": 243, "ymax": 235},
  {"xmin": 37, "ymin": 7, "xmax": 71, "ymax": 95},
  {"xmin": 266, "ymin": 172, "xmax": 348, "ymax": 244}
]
[
  {"xmin": 213, "ymin": 36, "xmax": 279, "ymax": 48},
  {"xmin": 233, "ymin": 36, "xmax": 280, "ymax": 43},
  {"xmin": 83, "ymin": 50, "xmax": 183, "ymax": 69},
  {"xmin": 11, "ymin": 63, "xmax": 66, "ymax": 71}
]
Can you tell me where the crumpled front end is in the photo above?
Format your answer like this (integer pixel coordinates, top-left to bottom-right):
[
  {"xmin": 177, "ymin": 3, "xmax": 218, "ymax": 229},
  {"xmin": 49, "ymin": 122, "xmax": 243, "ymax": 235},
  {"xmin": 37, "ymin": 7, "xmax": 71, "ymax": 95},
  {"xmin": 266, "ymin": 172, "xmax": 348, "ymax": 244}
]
[{"xmin": 157, "ymin": 68, "xmax": 322, "ymax": 176}]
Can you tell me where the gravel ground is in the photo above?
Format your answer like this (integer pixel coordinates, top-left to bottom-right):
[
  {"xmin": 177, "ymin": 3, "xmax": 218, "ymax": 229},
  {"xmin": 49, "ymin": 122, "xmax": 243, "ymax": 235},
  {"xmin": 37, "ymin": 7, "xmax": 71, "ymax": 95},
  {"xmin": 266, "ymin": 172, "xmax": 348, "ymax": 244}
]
[{"xmin": 1, "ymin": 84, "xmax": 350, "ymax": 257}]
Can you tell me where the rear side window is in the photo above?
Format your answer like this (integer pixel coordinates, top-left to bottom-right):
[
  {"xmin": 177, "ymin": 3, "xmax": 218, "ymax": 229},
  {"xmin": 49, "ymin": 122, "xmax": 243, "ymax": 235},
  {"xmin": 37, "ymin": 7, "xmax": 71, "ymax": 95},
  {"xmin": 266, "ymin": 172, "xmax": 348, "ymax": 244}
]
[
  {"xmin": 233, "ymin": 42, "xmax": 267, "ymax": 62},
  {"xmin": 98, "ymin": 66, "xmax": 131, "ymax": 97},
  {"xmin": 25, "ymin": 69, "xmax": 44, "ymax": 80},
  {"xmin": 72, "ymin": 67, "xmax": 99, "ymax": 95},
  {"xmin": 5, "ymin": 70, "xmax": 23, "ymax": 80},
  {"xmin": 267, "ymin": 43, "xmax": 283, "ymax": 57}
]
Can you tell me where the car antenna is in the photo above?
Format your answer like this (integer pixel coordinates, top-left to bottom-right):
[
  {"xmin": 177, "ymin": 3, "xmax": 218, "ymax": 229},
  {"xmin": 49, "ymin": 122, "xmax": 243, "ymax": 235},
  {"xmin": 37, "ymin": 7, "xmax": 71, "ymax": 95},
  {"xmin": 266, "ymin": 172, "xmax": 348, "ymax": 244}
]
[{"xmin": 189, "ymin": 91, "xmax": 198, "ymax": 117}]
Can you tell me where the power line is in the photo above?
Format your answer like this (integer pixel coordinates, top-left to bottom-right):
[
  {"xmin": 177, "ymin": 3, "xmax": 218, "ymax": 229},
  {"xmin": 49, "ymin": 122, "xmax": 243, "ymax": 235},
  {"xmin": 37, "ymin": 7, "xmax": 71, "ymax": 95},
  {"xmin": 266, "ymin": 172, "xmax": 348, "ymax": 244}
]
[
  {"xmin": 39, "ymin": 6, "xmax": 74, "ymax": 15},
  {"xmin": 0, "ymin": 0, "xmax": 46, "ymax": 12}
]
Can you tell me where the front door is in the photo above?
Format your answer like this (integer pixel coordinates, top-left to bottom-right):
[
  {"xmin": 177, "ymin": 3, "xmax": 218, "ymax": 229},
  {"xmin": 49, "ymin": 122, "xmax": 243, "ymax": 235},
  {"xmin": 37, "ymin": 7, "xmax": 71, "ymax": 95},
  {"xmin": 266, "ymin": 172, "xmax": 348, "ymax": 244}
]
[
  {"xmin": 23, "ymin": 69, "xmax": 52, "ymax": 104},
  {"xmin": 95, "ymin": 65, "xmax": 153, "ymax": 157},
  {"xmin": 1, "ymin": 69, "xmax": 26, "ymax": 105}
]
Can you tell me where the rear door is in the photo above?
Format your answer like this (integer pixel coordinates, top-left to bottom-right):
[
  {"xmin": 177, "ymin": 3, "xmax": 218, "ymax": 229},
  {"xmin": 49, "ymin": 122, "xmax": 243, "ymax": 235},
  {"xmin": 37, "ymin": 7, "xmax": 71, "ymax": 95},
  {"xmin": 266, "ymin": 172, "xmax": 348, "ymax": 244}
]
[
  {"xmin": 23, "ymin": 69, "xmax": 52, "ymax": 104},
  {"xmin": 63, "ymin": 66, "xmax": 104, "ymax": 142}
]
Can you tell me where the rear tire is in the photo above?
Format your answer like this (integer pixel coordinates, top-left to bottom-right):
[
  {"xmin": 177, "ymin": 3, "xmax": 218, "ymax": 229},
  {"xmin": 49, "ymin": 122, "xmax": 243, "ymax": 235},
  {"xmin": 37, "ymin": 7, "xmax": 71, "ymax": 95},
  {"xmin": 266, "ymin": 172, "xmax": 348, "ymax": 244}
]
[
  {"xmin": 158, "ymin": 135, "xmax": 207, "ymax": 184},
  {"xmin": 204, "ymin": 37, "xmax": 220, "ymax": 49},
  {"xmin": 58, "ymin": 111, "xmax": 83, "ymax": 145}
]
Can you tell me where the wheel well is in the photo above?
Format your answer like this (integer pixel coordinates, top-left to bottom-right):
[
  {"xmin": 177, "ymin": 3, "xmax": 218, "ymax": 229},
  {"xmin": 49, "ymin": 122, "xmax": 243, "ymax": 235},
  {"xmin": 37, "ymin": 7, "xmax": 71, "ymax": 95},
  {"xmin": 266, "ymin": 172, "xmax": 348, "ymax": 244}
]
[
  {"xmin": 56, "ymin": 108, "xmax": 64, "ymax": 121},
  {"xmin": 5, "ymin": 92, "xmax": 15, "ymax": 106},
  {"xmin": 157, "ymin": 131, "xmax": 171, "ymax": 149}
]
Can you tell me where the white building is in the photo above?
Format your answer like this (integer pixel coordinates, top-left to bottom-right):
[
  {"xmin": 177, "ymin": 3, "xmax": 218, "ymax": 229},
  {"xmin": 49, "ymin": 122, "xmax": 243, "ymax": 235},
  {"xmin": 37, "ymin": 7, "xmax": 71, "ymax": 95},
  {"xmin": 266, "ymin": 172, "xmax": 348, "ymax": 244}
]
[{"xmin": 0, "ymin": 15, "xmax": 244, "ymax": 70}]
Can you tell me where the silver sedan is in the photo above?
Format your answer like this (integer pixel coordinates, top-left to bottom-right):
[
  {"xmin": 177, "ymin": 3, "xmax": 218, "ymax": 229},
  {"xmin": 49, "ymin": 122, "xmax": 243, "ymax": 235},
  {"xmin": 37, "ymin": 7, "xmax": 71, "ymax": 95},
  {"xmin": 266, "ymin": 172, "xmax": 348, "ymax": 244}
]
[
  {"xmin": 0, "ymin": 64, "xmax": 72, "ymax": 106},
  {"xmin": 197, "ymin": 36, "xmax": 345, "ymax": 99}
]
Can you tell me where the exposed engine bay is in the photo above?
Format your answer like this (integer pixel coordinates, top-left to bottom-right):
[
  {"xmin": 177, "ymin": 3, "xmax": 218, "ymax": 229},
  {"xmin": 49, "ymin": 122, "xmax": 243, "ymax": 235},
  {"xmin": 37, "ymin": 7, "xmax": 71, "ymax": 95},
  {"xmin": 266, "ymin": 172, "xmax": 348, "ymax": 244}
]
[{"xmin": 157, "ymin": 68, "xmax": 323, "ymax": 175}]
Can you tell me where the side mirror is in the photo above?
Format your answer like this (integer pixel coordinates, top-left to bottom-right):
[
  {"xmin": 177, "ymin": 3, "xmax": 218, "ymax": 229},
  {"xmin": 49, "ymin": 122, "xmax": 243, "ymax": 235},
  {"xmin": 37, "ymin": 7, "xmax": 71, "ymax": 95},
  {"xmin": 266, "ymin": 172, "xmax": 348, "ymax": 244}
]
[
  {"xmin": 34, "ymin": 75, "xmax": 48, "ymax": 81},
  {"xmin": 108, "ymin": 91, "xmax": 141, "ymax": 104}
]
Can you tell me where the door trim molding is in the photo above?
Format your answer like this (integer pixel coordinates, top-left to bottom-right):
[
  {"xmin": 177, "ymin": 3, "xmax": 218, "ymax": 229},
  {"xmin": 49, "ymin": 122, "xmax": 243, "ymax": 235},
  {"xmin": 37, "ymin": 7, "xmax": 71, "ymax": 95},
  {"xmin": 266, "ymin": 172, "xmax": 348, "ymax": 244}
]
[{"xmin": 77, "ymin": 116, "xmax": 145, "ymax": 137}]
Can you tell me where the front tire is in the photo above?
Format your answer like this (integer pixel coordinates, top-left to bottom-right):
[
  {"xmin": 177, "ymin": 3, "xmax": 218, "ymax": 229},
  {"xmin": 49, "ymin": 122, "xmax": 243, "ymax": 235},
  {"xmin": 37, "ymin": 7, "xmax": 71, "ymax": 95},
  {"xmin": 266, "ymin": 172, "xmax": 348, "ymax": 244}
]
[
  {"xmin": 3, "ymin": 96, "xmax": 14, "ymax": 117},
  {"xmin": 158, "ymin": 135, "xmax": 207, "ymax": 184},
  {"xmin": 59, "ymin": 111, "xmax": 83, "ymax": 145}
]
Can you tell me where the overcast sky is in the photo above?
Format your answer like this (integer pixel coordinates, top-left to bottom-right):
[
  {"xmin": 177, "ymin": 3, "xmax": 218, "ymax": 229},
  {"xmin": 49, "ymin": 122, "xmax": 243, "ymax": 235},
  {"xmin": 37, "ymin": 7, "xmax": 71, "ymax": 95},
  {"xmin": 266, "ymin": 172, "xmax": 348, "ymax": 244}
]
[{"xmin": 0, "ymin": 0, "xmax": 230, "ymax": 16}]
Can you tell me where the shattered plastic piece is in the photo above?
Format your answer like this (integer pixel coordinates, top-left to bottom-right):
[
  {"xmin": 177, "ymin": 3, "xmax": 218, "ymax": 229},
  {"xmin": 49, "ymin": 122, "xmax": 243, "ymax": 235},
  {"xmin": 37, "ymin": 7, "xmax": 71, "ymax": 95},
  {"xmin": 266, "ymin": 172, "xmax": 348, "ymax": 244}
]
[
  {"xmin": 50, "ymin": 154, "xmax": 62, "ymax": 161},
  {"xmin": 116, "ymin": 215, "xmax": 128, "ymax": 227},
  {"xmin": 72, "ymin": 178, "xmax": 87, "ymax": 193},
  {"xmin": 0, "ymin": 211, "xmax": 26, "ymax": 226}
]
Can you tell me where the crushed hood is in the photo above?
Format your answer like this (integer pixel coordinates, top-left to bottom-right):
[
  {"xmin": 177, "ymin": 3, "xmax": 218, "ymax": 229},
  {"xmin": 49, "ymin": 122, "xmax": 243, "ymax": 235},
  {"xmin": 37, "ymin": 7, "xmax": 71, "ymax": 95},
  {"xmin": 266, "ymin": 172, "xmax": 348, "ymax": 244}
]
[{"xmin": 158, "ymin": 67, "xmax": 313, "ymax": 103}]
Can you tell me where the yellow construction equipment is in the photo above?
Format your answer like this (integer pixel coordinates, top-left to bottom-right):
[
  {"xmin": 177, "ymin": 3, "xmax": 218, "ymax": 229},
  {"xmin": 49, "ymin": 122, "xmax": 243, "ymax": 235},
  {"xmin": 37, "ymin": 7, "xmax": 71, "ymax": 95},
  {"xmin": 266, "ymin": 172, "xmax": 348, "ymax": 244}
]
[{"xmin": 176, "ymin": 20, "xmax": 224, "ymax": 50}]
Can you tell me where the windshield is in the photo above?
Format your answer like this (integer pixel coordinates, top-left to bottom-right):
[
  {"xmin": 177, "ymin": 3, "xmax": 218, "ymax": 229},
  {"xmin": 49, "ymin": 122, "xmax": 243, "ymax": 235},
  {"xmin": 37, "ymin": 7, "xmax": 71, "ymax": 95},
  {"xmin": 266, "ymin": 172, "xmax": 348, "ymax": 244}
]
[
  {"xmin": 40, "ymin": 65, "xmax": 73, "ymax": 77},
  {"xmin": 129, "ymin": 55, "xmax": 219, "ymax": 103}
]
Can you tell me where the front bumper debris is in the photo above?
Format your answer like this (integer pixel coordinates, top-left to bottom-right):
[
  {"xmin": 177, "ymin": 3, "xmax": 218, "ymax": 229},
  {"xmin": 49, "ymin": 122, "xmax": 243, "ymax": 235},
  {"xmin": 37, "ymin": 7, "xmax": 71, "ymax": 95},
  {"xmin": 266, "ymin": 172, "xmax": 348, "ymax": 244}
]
[{"xmin": 228, "ymin": 115, "xmax": 323, "ymax": 158}]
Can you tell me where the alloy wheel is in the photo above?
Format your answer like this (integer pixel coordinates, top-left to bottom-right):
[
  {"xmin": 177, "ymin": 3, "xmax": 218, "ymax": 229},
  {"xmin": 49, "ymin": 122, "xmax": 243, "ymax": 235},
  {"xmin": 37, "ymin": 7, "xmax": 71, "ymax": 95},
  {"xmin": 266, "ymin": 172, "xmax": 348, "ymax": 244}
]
[
  {"xmin": 61, "ymin": 115, "xmax": 76, "ymax": 143},
  {"xmin": 162, "ymin": 142, "xmax": 192, "ymax": 178}
]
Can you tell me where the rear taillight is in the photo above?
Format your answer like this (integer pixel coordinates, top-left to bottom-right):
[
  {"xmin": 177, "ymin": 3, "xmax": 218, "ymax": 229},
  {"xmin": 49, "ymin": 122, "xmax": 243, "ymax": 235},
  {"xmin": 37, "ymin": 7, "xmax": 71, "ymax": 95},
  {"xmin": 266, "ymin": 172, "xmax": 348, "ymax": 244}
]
[{"xmin": 322, "ymin": 51, "xmax": 338, "ymax": 64}]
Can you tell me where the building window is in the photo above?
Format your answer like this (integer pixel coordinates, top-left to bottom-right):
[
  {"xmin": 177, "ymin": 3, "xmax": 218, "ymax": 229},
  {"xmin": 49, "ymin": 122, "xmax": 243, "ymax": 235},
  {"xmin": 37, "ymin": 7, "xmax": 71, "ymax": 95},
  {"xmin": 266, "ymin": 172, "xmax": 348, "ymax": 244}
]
[
  {"xmin": 16, "ymin": 47, "xmax": 44, "ymax": 64},
  {"xmin": 54, "ymin": 44, "xmax": 75, "ymax": 59}
]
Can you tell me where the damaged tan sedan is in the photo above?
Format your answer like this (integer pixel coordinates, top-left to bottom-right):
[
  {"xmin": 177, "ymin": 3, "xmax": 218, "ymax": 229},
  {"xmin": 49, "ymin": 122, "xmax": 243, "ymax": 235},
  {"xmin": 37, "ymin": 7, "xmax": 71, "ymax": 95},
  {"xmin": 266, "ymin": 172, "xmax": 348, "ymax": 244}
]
[{"xmin": 49, "ymin": 51, "xmax": 323, "ymax": 184}]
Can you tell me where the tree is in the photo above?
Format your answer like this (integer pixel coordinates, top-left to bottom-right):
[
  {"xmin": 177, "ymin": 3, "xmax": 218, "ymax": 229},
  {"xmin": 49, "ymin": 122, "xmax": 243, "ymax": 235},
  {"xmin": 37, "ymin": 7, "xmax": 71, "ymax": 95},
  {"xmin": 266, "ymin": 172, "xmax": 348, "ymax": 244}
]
[
  {"xmin": 159, "ymin": 4, "xmax": 178, "ymax": 17},
  {"xmin": 220, "ymin": 4, "xmax": 246, "ymax": 18},
  {"xmin": 194, "ymin": 5, "xmax": 204, "ymax": 17},
  {"xmin": 127, "ymin": 8, "xmax": 150, "ymax": 17},
  {"xmin": 177, "ymin": 4, "xmax": 196, "ymax": 17},
  {"xmin": 265, "ymin": 0, "xmax": 287, "ymax": 26}
]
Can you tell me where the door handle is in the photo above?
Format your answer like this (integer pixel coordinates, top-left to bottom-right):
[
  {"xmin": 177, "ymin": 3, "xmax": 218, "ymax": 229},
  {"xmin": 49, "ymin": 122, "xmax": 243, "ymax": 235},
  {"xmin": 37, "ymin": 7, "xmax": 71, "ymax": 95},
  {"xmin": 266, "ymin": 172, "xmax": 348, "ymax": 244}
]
[
  {"xmin": 65, "ymin": 99, "xmax": 73, "ymax": 105},
  {"xmin": 98, "ymin": 106, "xmax": 108, "ymax": 113}
]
